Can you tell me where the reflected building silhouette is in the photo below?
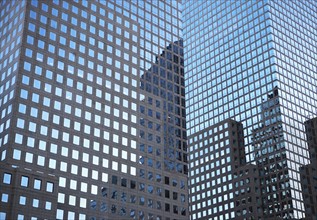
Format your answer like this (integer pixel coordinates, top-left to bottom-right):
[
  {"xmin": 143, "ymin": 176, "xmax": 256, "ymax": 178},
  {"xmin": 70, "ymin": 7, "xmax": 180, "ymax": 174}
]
[
  {"xmin": 252, "ymin": 87, "xmax": 293, "ymax": 219},
  {"xmin": 300, "ymin": 117, "xmax": 317, "ymax": 219},
  {"xmin": 139, "ymin": 40, "xmax": 188, "ymax": 218}
]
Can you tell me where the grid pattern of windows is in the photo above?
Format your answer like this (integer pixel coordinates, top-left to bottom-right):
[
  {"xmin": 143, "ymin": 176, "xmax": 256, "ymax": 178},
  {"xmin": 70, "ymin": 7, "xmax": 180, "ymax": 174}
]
[
  {"xmin": 13, "ymin": 1, "xmax": 140, "ymax": 219},
  {"xmin": 252, "ymin": 89, "xmax": 292, "ymax": 218},
  {"xmin": 233, "ymin": 165, "xmax": 262, "ymax": 219},
  {"xmin": 0, "ymin": 0, "xmax": 187, "ymax": 220},
  {"xmin": 188, "ymin": 120, "xmax": 250, "ymax": 219},
  {"xmin": 0, "ymin": 0, "xmax": 25, "ymax": 159},
  {"xmin": 184, "ymin": 1, "xmax": 275, "ymax": 163},
  {"xmin": 184, "ymin": 1, "xmax": 317, "ymax": 219},
  {"xmin": 139, "ymin": 40, "xmax": 187, "ymax": 218},
  {"xmin": 129, "ymin": 0, "xmax": 187, "ymax": 218},
  {"xmin": 0, "ymin": 167, "xmax": 58, "ymax": 219},
  {"xmin": 269, "ymin": 1, "xmax": 317, "ymax": 218},
  {"xmin": 300, "ymin": 118, "xmax": 317, "ymax": 217}
]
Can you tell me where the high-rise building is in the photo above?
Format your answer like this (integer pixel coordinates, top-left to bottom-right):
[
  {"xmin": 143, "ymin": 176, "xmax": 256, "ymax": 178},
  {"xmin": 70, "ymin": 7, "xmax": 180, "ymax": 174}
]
[
  {"xmin": 0, "ymin": 1, "xmax": 188, "ymax": 220},
  {"xmin": 183, "ymin": 1, "xmax": 317, "ymax": 219}
]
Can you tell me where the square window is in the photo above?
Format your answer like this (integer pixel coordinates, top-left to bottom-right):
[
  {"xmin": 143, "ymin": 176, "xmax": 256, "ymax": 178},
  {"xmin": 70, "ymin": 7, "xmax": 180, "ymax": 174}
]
[
  {"xmin": 21, "ymin": 176, "xmax": 29, "ymax": 187},
  {"xmin": 3, "ymin": 173, "xmax": 11, "ymax": 184},
  {"xmin": 1, "ymin": 193, "xmax": 8, "ymax": 203},
  {"xmin": 0, "ymin": 213, "xmax": 6, "ymax": 220},
  {"xmin": 34, "ymin": 179, "xmax": 41, "ymax": 190},
  {"xmin": 45, "ymin": 201, "xmax": 52, "ymax": 210},
  {"xmin": 19, "ymin": 196, "xmax": 26, "ymax": 205},
  {"xmin": 46, "ymin": 182, "xmax": 54, "ymax": 192},
  {"xmin": 32, "ymin": 199, "xmax": 39, "ymax": 208}
]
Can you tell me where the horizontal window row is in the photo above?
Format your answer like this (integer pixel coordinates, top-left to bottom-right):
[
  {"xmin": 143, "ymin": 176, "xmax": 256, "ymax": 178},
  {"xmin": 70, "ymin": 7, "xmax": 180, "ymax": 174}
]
[
  {"xmin": 12, "ymin": 149, "xmax": 137, "ymax": 179},
  {"xmin": 23, "ymin": 53, "xmax": 138, "ymax": 86},
  {"xmin": 2, "ymin": 172, "xmax": 54, "ymax": 192},
  {"xmin": 30, "ymin": 0, "xmax": 138, "ymax": 30},
  {"xmin": 18, "ymin": 196, "xmax": 52, "ymax": 210}
]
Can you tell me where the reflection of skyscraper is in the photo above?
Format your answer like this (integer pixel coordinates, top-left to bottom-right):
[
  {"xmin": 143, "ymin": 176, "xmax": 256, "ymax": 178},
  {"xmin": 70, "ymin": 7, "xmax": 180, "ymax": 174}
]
[
  {"xmin": 183, "ymin": 1, "xmax": 317, "ymax": 219},
  {"xmin": 140, "ymin": 40, "xmax": 188, "ymax": 219},
  {"xmin": 252, "ymin": 87, "xmax": 292, "ymax": 218},
  {"xmin": 0, "ymin": 1, "xmax": 187, "ymax": 220},
  {"xmin": 300, "ymin": 117, "xmax": 317, "ymax": 219},
  {"xmin": 141, "ymin": 40, "xmax": 187, "ymax": 173}
]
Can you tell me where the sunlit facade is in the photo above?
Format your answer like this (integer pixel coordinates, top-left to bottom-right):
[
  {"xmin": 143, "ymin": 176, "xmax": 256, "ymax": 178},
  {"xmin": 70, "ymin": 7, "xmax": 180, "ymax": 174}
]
[
  {"xmin": 0, "ymin": 0, "xmax": 187, "ymax": 219},
  {"xmin": 183, "ymin": 1, "xmax": 317, "ymax": 219}
]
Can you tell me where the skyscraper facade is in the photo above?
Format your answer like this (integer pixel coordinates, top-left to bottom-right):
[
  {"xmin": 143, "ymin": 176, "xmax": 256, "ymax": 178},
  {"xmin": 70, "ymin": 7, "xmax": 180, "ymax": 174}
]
[
  {"xmin": 183, "ymin": 1, "xmax": 317, "ymax": 219},
  {"xmin": 0, "ymin": 0, "xmax": 187, "ymax": 220}
]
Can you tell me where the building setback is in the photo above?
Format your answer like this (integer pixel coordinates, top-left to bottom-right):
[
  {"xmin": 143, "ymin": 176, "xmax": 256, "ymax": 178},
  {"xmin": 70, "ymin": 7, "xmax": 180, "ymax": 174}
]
[
  {"xmin": 0, "ymin": 0, "xmax": 187, "ymax": 220},
  {"xmin": 183, "ymin": 1, "xmax": 317, "ymax": 219}
]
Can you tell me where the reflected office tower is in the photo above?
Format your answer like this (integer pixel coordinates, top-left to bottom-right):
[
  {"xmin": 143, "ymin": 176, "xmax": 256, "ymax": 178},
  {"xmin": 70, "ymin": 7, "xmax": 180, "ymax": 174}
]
[
  {"xmin": 0, "ymin": 1, "xmax": 187, "ymax": 220},
  {"xmin": 252, "ymin": 87, "xmax": 291, "ymax": 218},
  {"xmin": 140, "ymin": 40, "xmax": 188, "ymax": 218},
  {"xmin": 300, "ymin": 117, "xmax": 317, "ymax": 218},
  {"xmin": 183, "ymin": 1, "xmax": 317, "ymax": 219}
]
